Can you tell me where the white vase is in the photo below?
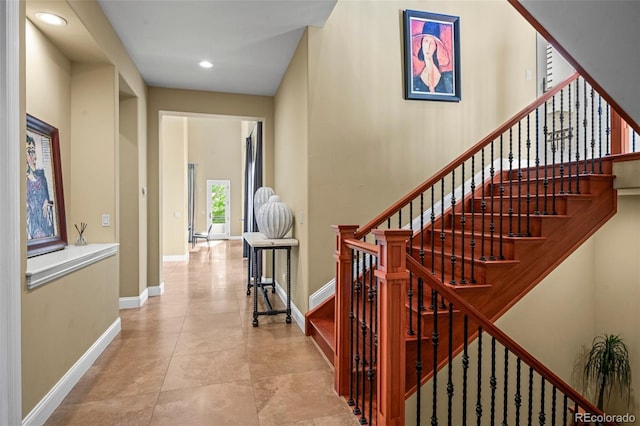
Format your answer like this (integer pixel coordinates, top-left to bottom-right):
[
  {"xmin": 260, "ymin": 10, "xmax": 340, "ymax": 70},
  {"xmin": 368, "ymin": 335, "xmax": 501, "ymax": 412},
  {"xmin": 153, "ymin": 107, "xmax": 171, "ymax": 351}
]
[
  {"xmin": 256, "ymin": 195, "xmax": 293, "ymax": 239},
  {"xmin": 254, "ymin": 186, "xmax": 275, "ymax": 218}
]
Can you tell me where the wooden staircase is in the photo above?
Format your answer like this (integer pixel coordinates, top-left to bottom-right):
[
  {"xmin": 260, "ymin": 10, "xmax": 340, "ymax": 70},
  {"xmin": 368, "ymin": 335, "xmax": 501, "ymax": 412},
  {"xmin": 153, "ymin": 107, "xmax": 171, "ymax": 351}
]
[{"xmin": 307, "ymin": 161, "xmax": 617, "ymax": 395}]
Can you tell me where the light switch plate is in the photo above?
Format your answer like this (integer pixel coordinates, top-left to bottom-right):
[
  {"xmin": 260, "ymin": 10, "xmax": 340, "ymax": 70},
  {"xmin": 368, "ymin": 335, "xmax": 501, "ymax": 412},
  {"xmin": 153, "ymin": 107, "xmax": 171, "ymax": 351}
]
[{"xmin": 101, "ymin": 214, "xmax": 110, "ymax": 227}]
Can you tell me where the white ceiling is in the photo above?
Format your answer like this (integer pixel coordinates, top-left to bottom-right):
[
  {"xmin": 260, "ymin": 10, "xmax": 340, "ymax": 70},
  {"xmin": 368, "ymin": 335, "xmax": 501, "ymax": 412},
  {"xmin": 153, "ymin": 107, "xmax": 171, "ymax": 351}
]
[{"xmin": 96, "ymin": 0, "xmax": 337, "ymax": 96}]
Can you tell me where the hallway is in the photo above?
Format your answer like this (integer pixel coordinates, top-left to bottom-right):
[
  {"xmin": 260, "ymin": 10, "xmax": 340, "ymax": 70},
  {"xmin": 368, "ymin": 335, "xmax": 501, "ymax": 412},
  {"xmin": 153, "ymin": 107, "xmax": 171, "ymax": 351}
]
[{"xmin": 45, "ymin": 240, "xmax": 358, "ymax": 425}]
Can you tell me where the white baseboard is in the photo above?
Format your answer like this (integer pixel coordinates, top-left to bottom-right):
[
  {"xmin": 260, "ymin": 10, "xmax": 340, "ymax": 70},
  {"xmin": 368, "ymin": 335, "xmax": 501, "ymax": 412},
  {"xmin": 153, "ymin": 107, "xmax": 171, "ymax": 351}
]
[
  {"xmin": 148, "ymin": 282, "xmax": 165, "ymax": 297},
  {"xmin": 274, "ymin": 280, "xmax": 305, "ymax": 333},
  {"xmin": 22, "ymin": 318, "xmax": 121, "ymax": 426},
  {"xmin": 119, "ymin": 288, "xmax": 149, "ymax": 309},
  {"xmin": 228, "ymin": 235, "xmax": 242, "ymax": 240},
  {"xmin": 309, "ymin": 279, "xmax": 335, "ymax": 310},
  {"xmin": 162, "ymin": 253, "xmax": 188, "ymax": 262}
]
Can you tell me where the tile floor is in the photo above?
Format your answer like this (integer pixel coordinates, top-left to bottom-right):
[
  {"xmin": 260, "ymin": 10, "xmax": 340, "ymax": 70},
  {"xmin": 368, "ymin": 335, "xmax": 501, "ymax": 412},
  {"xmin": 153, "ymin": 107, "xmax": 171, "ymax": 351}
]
[{"xmin": 45, "ymin": 240, "xmax": 358, "ymax": 425}]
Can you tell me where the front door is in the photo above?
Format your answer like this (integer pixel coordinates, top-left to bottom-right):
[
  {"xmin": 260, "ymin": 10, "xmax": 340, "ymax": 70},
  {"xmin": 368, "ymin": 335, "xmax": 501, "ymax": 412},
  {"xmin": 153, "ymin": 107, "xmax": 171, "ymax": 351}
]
[{"xmin": 206, "ymin": 179, "xmax": 230, "ymax": 239}]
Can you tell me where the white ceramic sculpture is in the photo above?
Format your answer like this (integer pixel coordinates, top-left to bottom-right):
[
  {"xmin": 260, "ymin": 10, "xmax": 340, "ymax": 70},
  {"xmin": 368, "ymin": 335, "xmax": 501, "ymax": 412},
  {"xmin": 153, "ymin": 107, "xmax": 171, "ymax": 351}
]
[
  {"xmin": 256, "ymin": 195, "xmax": 293, "ymax": 239},
  {"xmin": 253, "ymin": 186, "xmax": 275, "ymax": 218}
]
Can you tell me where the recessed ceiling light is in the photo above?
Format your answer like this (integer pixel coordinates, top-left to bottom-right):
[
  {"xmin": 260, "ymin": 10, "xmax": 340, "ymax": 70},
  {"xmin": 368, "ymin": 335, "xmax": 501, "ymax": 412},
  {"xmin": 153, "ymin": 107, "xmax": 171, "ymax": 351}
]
[
  {"xmin": 199, "ymin": 60, "xmax": 214, "ymax": 69},
  {"xmin": 35, "ymin": 12, "xmax": 67, "ymax": 26}
]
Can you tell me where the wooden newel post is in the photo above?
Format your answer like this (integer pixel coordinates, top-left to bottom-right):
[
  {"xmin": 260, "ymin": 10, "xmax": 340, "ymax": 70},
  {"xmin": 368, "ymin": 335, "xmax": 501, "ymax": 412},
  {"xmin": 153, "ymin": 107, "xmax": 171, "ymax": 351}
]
[
  {"xmin": 372, "ymin": 229, "xmax": 412, "ymax": 426},
  {"xmin": 333, "ymin": 224, "xmax": 358, "ymax": 396}
]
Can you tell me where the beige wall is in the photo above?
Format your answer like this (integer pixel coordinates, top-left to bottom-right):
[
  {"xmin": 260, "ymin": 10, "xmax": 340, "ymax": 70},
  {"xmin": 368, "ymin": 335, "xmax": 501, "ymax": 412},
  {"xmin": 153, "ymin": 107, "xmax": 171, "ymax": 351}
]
[
  {"xmin": 187, "ymin": 117, "xmax": 244, "ymax": 237},
  {"xmin": 274, "ymin": 0, "xmax": 537, "ymax": 310},
  {"xmin": 119, "ymin": 96, "xmax": 140, "ymax": 296},
  {"xmin": 70, "ymin": 63, "xmax": 117, "ymax": 243},
  {"xmin": 21, "ymin": 256, "xmax": 119, "ymax": 417},
  {"xmin": 274, "ymin": 29, "xmax": 309, "ymax": 310},
  {"xmin": 593, "ymin": 195, "xmax": 640, "ymax": 417},
  {"xmin": 147, "ymin": 88, "xmax": 274, "ymax": 287},
  {"xmin": 161, "ymin": 116, "xmax": 188, "ymax": 257}
]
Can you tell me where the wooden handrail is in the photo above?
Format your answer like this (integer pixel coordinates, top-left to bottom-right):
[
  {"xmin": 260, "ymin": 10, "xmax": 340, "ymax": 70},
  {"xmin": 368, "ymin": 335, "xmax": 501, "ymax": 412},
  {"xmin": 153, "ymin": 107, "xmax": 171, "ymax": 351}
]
[
  {"xmin": 344, "ymin": 238, "xmax": 379, "ymax": 257},
  {"xmin": 354, "ymin": 72, "xmax": 580, "ymax": 241},
  {"xmin": 406, "ymin": 255, "xmax": 615, "ymax": 425}
]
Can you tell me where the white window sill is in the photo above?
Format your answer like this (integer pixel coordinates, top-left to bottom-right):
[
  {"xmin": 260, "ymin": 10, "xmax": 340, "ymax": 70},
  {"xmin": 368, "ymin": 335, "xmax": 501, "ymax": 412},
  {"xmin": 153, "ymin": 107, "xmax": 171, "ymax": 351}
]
[{"xmin": 26, "ymin": 243, "xmax": 119, "ymax": 290}]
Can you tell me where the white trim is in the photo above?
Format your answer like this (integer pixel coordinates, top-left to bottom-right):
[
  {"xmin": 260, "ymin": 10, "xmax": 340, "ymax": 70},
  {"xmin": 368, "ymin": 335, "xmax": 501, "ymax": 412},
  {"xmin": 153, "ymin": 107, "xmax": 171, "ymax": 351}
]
[
  {"xmin": 119, "ymin": 288, "xmax": 149, "ymax": 309},
  {"xmin": 1, "ymin": 0, "xmax": 22, "ymax": 423},
  {"xmin": 148, "ymin": 281, "xmax": 165, "ymax": 297},
  {"xmin": 22, "ymin": 318, "xmax": 121, "ymax": 426},
  {"xmin": 274, "ymin": 280, "xmax": 305, "ymax": 333},
  {"xmin": 162, "ymin": 253, "xmax": 188, "ymax": 262},
  {"xmin": 228, "ymin": 235, "xmax": 242, "ymax": 240},
  {"xmin": 309, "ymin": 279, "xmax": 335, "ymax": 310},
  {"xmin": 26, "ymin": 244, "xmax": 119, "ymax": 289}
]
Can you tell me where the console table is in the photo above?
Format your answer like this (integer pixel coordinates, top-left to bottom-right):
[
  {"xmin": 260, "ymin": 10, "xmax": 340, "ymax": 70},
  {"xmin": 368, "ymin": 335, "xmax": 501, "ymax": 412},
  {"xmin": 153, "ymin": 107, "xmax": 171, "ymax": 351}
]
[{"xmin": 243, "ymin": 232, "xmax": 298, "ymax": 327}]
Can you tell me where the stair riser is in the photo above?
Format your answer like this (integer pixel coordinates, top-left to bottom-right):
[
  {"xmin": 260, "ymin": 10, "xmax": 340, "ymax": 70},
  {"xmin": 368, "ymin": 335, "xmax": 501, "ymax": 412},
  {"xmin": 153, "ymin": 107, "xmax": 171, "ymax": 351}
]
[{"xmin": 469, "ymin": 196, "xmax": 590, "ymax": 216}]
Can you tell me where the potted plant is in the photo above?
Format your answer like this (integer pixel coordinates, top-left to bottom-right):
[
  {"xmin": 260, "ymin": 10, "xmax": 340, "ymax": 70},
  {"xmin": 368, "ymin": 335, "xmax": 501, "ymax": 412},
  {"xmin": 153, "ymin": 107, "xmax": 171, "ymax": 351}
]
[{"xmin": 583, "ymin": 334, "xmax": 632, "ymax": 411}]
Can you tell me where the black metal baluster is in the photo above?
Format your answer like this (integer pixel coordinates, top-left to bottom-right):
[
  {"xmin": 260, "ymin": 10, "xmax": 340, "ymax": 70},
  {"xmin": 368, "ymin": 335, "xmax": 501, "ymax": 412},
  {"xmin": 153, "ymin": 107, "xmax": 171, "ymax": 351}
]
[
  {"xmin": 559, "ymin": 89, "xmax": 566, "ymax": 194},
  {"xmin": 535, "ymin": 107, "xmax": 541, "ymax": 214},
  {"xmin": 387, "ymin": 217, "xmax": 391, "ymax": 229},
  {"xmin": 567, "ymin": 82, "xmax": 573, "ymax": 192},
  {"xmin": 460, "ymin": 163, "xmax": 467, "ymax": 284},
  {"xmin": 429, "ymin": 188, "xmax": 434, "ymax": 271},
  {"xmin": 527, "ymin": 367, "xmax": 534, "ymax": 426},
  {"xmin": 348, "ymin": 249, "xmax": 356, "ymax": 408},
  {"xmin": 598, "ymin": 94, "xmax": 603, "ymax": 174},
  {"xmin": 606, "ymin": 103, "xmax": 611, "ymax": 156},
  {"xmin": 526, "ymin": 115, "xmax": 532, "ymax": 235},
  {"xmin": 575, "ymin": 79, "xmax": 581, "ymax": 194},
  {"xmin": 539, "ymin": 377, "xmax": 546, "ymax": 425},
  {"xmin": 499, "ymin": 135, "xmax": 505, "ymax": 260},
  {"xmin": 450, "ymin": 170, "xmax": 457, "ymax": 284},
  {"xmin": 360, "ymin": 253, "xmax": 368, "ymax": 424},
  {"xmin": 590, "ymin": 87, "xmax": 595, "ymax": 173},
  {"xmin": 353, "ymin": 251, "xmax": 361, "ymax": 416},
  {"xmin": 408, "ymin": 201, "xmax": 415, "ymax": 336},
  {"xmin": 515, "ymin": 358, "xmax": 522, "ymax": 426},
  {"xmin": 551, "ymin": 94, "xmax": 557, "ymax": 215},
  {"xmin": 517, "ymin": 122, "xmax": 523, "ymax": 236},
  {"xmin": 462, "ymin": 315, "xmax": 469, "ymax": 425},
  {"xmin": 562, "ymin": 395, "xmax": 568, "ymax": 426},
  {"xmin": 490, "ymin": 140, "xmax": 496, "ymax": 260},
  {"xmin": 471, "ymin": 155, "xmax": 477, "ymax": 283},
  {"xmin": 398, "ymin": 208, "xmax": 402, "ymax": 229},
  {"xmin": 551, "ymin": 386, "xmax": 557, "ymax": 426},
  {"xmin": 416, "ymin": 277, "xmax": 423, "ymax": 426},
  {"xmin": 476, "ymin": 327, "xmax": 483, "ymax": 426},
  {"xmin": 502, "ymin": 347, "xmax": 509, "ymax": 426},
  {"xmin": 583, "ymin": 79, "xmax": 588, "ymax": 174},
  {"xmin": 543, "ymin": 101, "xmax": 549, "ymax": 214},
  {"xmin": 508, "ymin": 128, "xmax": 515, "ymax": 237},
  {"xmin": 490, "ymin": 337, "xmax": 497, "ymax": 426},
  {"xmin": 432, "ymin": 290, "xmax": 439, "ymax": 426},
  {"xmin": 481, "ymin": 149, "xmax": 487, "ymax": 262},
  {"xmin": 366, "ymin": 255, "xmax": 375, "ymax": 425},
  {"xmin": 447, "ymin": 303, "xmax": 454, "ymax": 426},
  {"xmin": 441, "ymin": 179, "xmax": 446, "ymax": 285}
]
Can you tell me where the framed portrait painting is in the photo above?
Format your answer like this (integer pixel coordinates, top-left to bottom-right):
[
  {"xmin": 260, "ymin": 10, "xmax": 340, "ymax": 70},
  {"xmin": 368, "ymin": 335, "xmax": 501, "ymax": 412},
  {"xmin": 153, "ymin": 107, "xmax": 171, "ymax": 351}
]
[
  {"xmin": 26, "ymin": 114, "xmax": 67, "ymax": 257},
  {"xmin": 403, "ymin": 10, "xmax": 461, "ymax": 102}
]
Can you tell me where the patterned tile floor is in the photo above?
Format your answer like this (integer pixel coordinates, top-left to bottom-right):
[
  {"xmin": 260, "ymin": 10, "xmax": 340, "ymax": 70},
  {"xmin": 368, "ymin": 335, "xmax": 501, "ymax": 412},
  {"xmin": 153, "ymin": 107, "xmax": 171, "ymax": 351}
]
[{"xmin": 45, "ymin": 240, "xmax": 358, "ymax": 425}]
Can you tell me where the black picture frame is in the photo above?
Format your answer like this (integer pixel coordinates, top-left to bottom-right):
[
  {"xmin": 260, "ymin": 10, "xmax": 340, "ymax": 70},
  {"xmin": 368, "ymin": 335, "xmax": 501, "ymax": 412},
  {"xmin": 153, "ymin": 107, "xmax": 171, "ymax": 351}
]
[
  {"xmin": 26, "ymin": 114, "xmax": 67, "ymax": 257},
  {"xmin": 403, "ymin": 10, "xmax": 461, "ymax": 102}
]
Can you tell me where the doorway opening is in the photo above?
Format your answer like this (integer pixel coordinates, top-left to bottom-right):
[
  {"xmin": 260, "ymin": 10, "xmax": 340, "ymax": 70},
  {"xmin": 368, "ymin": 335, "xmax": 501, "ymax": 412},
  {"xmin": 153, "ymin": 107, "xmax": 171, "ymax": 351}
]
[{"xmin": 206, "ymin": 179, "xmax": 230, "ymax": 239}]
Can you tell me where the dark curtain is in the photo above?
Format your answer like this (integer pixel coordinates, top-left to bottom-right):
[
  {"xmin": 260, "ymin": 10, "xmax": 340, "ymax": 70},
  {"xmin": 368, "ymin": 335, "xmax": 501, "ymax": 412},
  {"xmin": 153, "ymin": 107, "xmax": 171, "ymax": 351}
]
[
  {"xmin": 243, "ymin": 135, "xmax": 253, "ymax": 257},
  {"xmin": 252, "ymin": 122, "xmax": 263, "ymax": 233},
  {"xmin": 187, "ymin": 164, "xmax": 196, "ymax": 244}
]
